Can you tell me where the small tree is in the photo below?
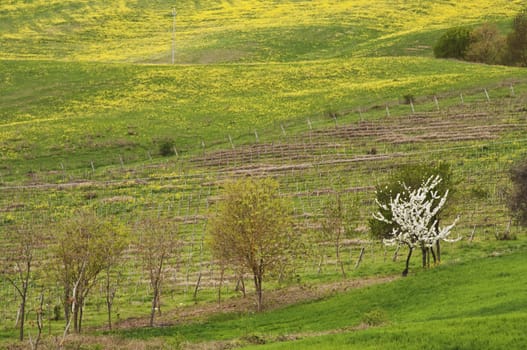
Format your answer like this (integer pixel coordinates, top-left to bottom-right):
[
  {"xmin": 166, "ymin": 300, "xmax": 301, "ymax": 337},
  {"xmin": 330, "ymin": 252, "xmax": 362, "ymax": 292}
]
[
  {"xmin": 370, "ymin": 163, "xmax": 454, "ymax": 267},
  {"xmin": 209, "ymin": 178, "xmax": 294, "ymax": 312},
  {"xmin": 136, "ymin": 219, "xmax": 179, "ymax": 327},
  {"xmin": 433, "ymin": 27, "xmax": 471, "ymax": 59},
  {"xmin": 508, "ymin": 158, "xmax": 527, "ymax": 226},
  {"xmin": 53, "ymin": 210, "xmax": 127, "ymax": 333},
  {"xmin": 0, "ymin": 222, "xmax": 43, "ymax": 341},
  {"xmin": 321, "ymin": 192, "xmax": 352, "ymax": 278},
  {"xmin": 506, "ymin": 8, "xmax": 527, "ymax": 66},
  {"xmin": 465, "ymin": 23, "xmax": 506, "ymax": 65},
  {"xmin": 373, "ymin": 176, "xmax": 460, "ymax": 276},
  {"xmin": 101, "ymin": 230, "xmax": 129, "ymax": 330}
]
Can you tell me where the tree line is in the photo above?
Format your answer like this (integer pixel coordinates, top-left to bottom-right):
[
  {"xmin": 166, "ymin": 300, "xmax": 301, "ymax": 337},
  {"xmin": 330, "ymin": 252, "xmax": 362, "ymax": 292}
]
[{"xmin": 434, "ymin": 7, "xmax": 527, "ymax": 66}]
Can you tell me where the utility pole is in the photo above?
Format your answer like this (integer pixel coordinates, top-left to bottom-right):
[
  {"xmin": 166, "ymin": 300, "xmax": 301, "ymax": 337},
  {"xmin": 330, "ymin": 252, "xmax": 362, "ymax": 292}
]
[{"xmin": 172, "ymin": 7, "xmax": 177, "ymax": 64}]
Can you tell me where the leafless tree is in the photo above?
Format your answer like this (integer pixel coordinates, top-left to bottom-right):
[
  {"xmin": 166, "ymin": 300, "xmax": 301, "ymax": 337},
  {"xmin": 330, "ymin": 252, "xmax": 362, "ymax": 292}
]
[
  {"xmin": 0, "ymin": 222, "xmax": 43, "ymax": 341},
  {"xmin": 135, "ymin": 218, "xmax": 179, "ymax": 327}
]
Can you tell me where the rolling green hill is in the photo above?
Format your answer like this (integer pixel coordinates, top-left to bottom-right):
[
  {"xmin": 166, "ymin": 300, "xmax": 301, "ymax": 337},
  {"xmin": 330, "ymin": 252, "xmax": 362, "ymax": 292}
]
[
  {"xmin": 1, "ymin": 0, "xmax": 527, "ymax": 176},
  {"xmin": 2, "ymin": 58, "xmax": 526, "ymax": 177},
  {"xmin": 0, "ymin": 0, "xmax": 523, "ymax": 63}
]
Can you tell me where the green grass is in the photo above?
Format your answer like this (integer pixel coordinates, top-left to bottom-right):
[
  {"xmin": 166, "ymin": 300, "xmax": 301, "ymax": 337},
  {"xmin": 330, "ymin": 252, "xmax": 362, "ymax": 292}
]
[
  {"xmin": 242, "ymin": 315, "xmax": 527, "ymax": 350},
  {"xmin": 1, "ymin": 0, "xmax": 526, "ymax": 177},
  {"xmin": 115, "ymin": 242, "xmax": 527, "ymax": 348},
  {"xmin": 0, "ymin": 1, "xmax": 522, "ymax": 63},
  {"xmin": 2, "ymin": 58, "xmax": 526, "ymax": 178}
]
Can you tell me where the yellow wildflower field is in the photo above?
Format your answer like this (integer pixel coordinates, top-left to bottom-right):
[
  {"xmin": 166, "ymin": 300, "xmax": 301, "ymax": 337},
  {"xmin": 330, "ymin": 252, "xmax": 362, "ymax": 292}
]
[{"xmin": 0, "ymin": 0, "xmax": 524, "ymax": 62}]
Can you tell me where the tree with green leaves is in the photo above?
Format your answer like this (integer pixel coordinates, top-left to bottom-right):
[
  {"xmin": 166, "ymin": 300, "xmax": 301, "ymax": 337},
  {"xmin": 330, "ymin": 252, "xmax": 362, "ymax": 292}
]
[
  {"xmin": 369, "ymin": 162, "xmax": 454, "ymax": 266},
  {"xmin": 53, "ymin": 210, "xmax": 128, "ymax": 333},
  {"xmin": 508, "ymin": 158, "xmax": 527, "ymax": 226},
  {"xmin": 506, "ymin": 7, "xmax": 527, "ymax": 66},
  {"xmin": 209, "ymin": 178, "xmax": 294, "ymax": 312},
  {"xmin": 433, "ymin": 27, "xmax": 471, "ymax": 59}
]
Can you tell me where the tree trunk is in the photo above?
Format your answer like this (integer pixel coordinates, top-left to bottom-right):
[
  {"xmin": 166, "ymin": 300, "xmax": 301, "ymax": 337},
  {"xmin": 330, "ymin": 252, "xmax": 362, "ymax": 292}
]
[
  {"xmin": 253, "ymin": 271, "xmax": 263, "ymax": 312},
  {"xmin": 193, "ymin": 272, "xmax": 202, "ymax": 301},
  {"xmin": 107, "ymin": 301, "xmax": 112, "ymax": 330},
  {"xmin": 430, "ymin": 245, "xmax": 437, "ymax": 265},
  {"xmin": 18, "ymin": 266, "xmax": 30, "ymax": 341},
  {"xmin": 427, "ymin": 247, "xmax": 431, "ymax": 268},
  {"xmin": 73, "ymin": 302, "xmax": 79, "ymax": 333},
  {"xmin": 335, "ymin": 231, "xmax": 346, "ymax": 278},
  {"xmin": 63, "ymin": 289, "xmax": 71, "ymax": 327},
  {"xmin": 235, "ymin": 274, "xmax": 246, "ymax": 297},
  {"xmin": 78, "ymin": 303, "xmax": 83, "ymax": 334},
  {"xmin": 105, "ymin": 269, "xmax": 113, "ymax": 330},
  {"xmin": 19, "ymin": 299, "xmax": 25, "ymax": 341},
  {"xmin": 217, "ymin": 267, "xmax": 225, "ymax": 305},
  {"xmin": 421, "ymin": 246, "xmax": 427, "ymax": 268},
  {"xmin": 435, "ymin": 220, "xmax": 441, "ymax": 263},
  {"xmin": 149, "ymin": 286, "xmax": 158, "ymax": 327},
  {"xmin": 31, "ymin": 291, "xmax": 44, "ymax": 350},
  {"xmin": 403, "ymin": 247, "xmax": 413, "ymax": 277}
]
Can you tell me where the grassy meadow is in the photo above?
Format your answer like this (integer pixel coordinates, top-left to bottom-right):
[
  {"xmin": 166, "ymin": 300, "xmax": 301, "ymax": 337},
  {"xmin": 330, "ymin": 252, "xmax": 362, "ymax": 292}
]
[
  {"xmin": 118, "ymin": 246, "xmax": 527, "ymax": 349},
  {"xmin": 1, "ymin": 0, "xmax": 527, "ymax": 348}
]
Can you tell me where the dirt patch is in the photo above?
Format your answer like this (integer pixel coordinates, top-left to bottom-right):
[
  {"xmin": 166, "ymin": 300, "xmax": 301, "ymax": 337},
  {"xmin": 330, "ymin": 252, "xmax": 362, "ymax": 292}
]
[{"xmin": 113, "ymin": 275, "xmax": 398, "ymax": 330}]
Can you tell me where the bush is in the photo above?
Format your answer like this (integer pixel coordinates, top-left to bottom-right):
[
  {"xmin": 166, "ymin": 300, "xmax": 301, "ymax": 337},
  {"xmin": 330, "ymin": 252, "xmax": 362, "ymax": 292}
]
[
  {"xmin": 465, "ymin": 23, "xmax": 506, "ymax": 65},
  {"xmin": 495, "ymin": 230, "xmax": 517, "ymax": 241},
  {"xmin": 402, "ymin": 94, "xmax": 414, "ymax": 105},
  {"xmin": 507, "ymin": 158, "xmax": 527, "ymax": 226},
  {"xmin": 362, "ymin": 308, "xmax": 388, "ymax": 326},
  {"xmin": 158, "ymin": 138, "xmax": 175, "ymax": 156},
  {"xmin": 433, "ymin": 27, "xmax": 471, "ymax": 59},
  {"xmin": 52, "ymin": 304, "xmax": 62, "ymax": 321},
  {"xmin": 506, "ymin": 8, "xmax": 527, "ymax": 66}
]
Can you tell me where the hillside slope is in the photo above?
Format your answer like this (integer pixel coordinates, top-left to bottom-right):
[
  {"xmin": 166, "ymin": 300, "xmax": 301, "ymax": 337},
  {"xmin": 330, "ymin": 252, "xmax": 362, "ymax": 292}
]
[
  {"xmin": 115, "ymin": 247, "xmax": 527, "ymax": 349},
  {"xmin": 1, "ymin": 1, "xmax": 527, "ymax": 175},
  {"xmin": 0, "ymin": 0, "xmax": 524, "ymax": 63}
]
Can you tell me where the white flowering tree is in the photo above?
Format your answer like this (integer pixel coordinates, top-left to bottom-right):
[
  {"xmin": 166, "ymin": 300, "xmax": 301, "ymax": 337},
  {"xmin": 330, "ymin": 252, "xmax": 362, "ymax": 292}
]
[{"xmin": 373, "ymin": 175, "xmax": 460, "ymax": 276}]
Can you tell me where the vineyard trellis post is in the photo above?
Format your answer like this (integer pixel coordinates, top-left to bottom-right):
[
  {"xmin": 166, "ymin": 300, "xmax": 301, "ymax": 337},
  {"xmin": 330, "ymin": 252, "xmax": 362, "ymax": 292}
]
[{"xmin": 484, "ymin": 88, "xmax": 490, "ymax": 103}]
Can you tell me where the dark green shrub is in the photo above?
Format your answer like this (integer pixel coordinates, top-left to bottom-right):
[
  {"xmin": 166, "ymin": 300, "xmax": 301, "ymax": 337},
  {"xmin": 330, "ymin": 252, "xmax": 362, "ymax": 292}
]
[
  {"xmin": 495, "ymin": 230, "xmax": 517, "ymax": 241},
  {"xmin": 402, "ymin": 94, "xmax": 414, "ymax": 105},
  {"xmin": 53, "ymin": 304, "xmax": 62, "ymax": 321},
  {"xmin": 158, "ymin": 138, "xmax": 175, "ymax": 156},
  {"xmin": 508, "ymin": 158, "xmax": 527, "ymax": 225},
  {"xmin": 433, "ymin": 27, "xmax": 471, "ymax": 59},
  {"xmin": 506, "ymin": 8, "xmax": 527, "ymax": 66}
]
